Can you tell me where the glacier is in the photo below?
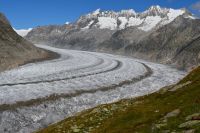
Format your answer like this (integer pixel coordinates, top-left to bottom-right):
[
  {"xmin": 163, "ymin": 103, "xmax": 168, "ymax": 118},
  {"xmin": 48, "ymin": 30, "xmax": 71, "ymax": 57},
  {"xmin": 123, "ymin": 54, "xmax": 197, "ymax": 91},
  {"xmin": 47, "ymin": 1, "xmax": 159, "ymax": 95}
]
[{"xmin": 0, "ymin": 44, "xmax": 185, "ymax": 133}]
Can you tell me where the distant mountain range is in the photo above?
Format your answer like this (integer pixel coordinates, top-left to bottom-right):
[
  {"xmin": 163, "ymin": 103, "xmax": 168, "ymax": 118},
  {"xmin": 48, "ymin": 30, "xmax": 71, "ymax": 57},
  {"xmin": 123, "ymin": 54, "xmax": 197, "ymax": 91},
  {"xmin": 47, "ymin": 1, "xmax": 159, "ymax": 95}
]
[
  {"xmin": 0, "ymin": 13, "xmax": 51, "ymax": 72},
  {"xmin": 25, "ymin": 5, "xmax": 200, "ymax": 70}
]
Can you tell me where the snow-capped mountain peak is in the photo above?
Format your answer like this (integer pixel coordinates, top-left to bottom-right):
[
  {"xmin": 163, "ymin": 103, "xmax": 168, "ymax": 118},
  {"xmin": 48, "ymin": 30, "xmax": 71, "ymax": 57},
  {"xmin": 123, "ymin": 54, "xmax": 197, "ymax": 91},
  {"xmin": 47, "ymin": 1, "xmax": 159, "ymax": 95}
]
[
  {"xmin": 142, "ymin": 5, "xmax": 168, "ymax": 17},
  {"xmin": 92, "ymin": 8, "xmax": 101, "ymax": 16},
  {"xmin": 14, "ymin": 28, "xmax": 32, "ymax": 37},
  {"xmin": 149, "ymin": 5, "xmax": 161, "ymax": 10},
  {"xmin": 77, "ymin": 6, "xmax": 194, "ymax": 31},
  {"xmin": 120, "ymin": 9, "xmax": 137, "ymax": 16},
  {"xmin": 148, "ymin": 5, "xmax": 163, "ymax": 14},
  {"xmin": 149, "ymin": 5, "xmax": 167, "ymax": 13},
  {"xmin": 65, "ymin": 22, "xmax": 70, "ymax": 25}
]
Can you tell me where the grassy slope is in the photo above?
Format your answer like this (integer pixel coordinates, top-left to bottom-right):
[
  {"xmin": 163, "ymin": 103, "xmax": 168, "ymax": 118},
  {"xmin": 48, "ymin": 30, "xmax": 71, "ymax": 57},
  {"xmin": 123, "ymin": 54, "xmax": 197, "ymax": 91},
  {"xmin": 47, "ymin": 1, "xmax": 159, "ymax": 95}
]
[{"xmin": 37, "ymin": 67, "xmax": 200, "ymax": 133}]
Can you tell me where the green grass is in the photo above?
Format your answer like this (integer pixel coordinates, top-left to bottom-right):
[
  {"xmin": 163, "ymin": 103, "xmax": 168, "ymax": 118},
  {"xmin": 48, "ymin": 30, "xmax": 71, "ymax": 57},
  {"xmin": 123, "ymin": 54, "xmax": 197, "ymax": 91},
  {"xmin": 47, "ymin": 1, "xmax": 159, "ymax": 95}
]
[{"xmin": 37, "ymin": 67, "xmax": 200, "ymax": 133}]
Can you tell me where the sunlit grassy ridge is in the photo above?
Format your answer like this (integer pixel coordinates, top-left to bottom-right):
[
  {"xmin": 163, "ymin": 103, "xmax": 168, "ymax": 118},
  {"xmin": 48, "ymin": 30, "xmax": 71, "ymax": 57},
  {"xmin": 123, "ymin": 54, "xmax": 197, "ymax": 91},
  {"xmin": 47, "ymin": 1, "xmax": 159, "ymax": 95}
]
[{"xmin": 37, "ymin": 66, "xmax": 200, "ymax": 133}]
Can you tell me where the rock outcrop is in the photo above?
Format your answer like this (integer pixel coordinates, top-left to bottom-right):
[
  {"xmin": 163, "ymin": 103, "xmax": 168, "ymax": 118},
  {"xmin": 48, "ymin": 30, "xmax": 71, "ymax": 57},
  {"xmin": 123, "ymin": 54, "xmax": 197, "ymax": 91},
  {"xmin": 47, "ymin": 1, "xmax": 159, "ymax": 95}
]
[{"xmin": 0, "ymin": 12, "xmax": 52, "ymax": 72}]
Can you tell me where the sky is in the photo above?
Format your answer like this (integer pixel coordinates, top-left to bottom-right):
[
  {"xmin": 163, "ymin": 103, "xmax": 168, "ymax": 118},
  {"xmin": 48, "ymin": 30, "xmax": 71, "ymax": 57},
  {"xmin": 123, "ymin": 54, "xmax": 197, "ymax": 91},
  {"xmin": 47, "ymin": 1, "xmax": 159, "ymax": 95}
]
[{"xmin": 0, "ymin": 0, "xmax": 200, "ymax": 29}]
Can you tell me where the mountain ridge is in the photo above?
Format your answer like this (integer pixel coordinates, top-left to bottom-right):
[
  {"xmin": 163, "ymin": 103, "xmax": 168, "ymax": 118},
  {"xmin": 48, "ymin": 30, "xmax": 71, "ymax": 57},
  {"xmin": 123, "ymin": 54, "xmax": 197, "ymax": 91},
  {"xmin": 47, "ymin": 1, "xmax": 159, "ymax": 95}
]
[
  {"xmin": 71, "ymin": 5, "xmax": 193, "ymax": 31},
  {"xmin": 26, "ymin": 5, "xmax": 200, "ymax": 70}
]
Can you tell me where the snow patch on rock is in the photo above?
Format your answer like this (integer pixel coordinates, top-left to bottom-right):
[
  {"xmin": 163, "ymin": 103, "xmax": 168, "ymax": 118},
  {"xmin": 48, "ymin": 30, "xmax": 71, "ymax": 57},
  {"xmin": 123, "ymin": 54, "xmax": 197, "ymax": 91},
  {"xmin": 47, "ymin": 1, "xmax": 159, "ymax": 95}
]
[
  {"xmin": 82, "ymin": 20, "xmax": 94, "ymax": 30},
  {"xmin": 118, "ymin": 17, "xmax": 128, "ymax": 29},
  {"xmin": 93, "ymin": 8, "xmax": 101, "ymax": 16},
  {"xmin": 128, "ymin": 17, "xmax": 144, "ymax": 27},
  {"xmin": 167, "ymin": 9, "xmax": 185, "ymax": 23},
  {"xmin": 138, "ymin": 16, "xmax": 162, "ymax": 31},
  {"xmin": 97, "ymin": 17, "xmax": 117, "ymax": 30}
]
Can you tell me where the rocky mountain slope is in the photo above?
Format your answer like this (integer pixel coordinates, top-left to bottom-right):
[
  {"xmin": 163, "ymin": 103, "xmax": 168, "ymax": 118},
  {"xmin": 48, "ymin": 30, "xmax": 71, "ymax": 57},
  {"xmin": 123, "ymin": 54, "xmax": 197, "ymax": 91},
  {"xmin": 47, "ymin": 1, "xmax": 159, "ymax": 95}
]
[
  {"xmin": 0, "ymin": 12, "xmax": 53, "ymax": 72},
  {"xmin": 100, "ymin": 16, "xmax": 200, "ymax": 70},
  {"xmin": 26, "ymin": 6, "xmax": 200, "ymax": 70}
]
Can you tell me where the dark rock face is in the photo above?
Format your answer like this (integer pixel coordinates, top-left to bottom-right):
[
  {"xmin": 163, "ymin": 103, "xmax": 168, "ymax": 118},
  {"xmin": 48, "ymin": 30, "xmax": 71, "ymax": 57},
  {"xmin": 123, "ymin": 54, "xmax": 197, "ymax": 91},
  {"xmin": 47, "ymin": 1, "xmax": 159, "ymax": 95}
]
[
  {"xmin": 0, "ymin": 13, "xmax": 50, "ymax": 72},
  {"xmin": 26, "ymin": 24, "xmax": 115, "ymax": 51},
  {"xmin": 26, "ymin": 7, "xmax": 200, "ymax": 70},
  {"xmin": 130, "ymin": 17, "xmax": 200, "ymax": 70},
  {"xmin": 26, "ymin": 25, "xmax": 69, "ymax": 45}
]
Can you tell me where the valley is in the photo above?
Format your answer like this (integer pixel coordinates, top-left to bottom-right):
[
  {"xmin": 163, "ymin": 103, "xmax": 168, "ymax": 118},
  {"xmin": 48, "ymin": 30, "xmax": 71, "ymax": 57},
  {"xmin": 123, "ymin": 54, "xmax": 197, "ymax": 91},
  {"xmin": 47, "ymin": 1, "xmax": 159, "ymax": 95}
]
[
  {"xmin": 0, "ymin": 2, "xmax": 200, "ymax": 132},
  {"xmin": 0, "ymin": 44, "xmax": 185, "ymax": 132}
]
